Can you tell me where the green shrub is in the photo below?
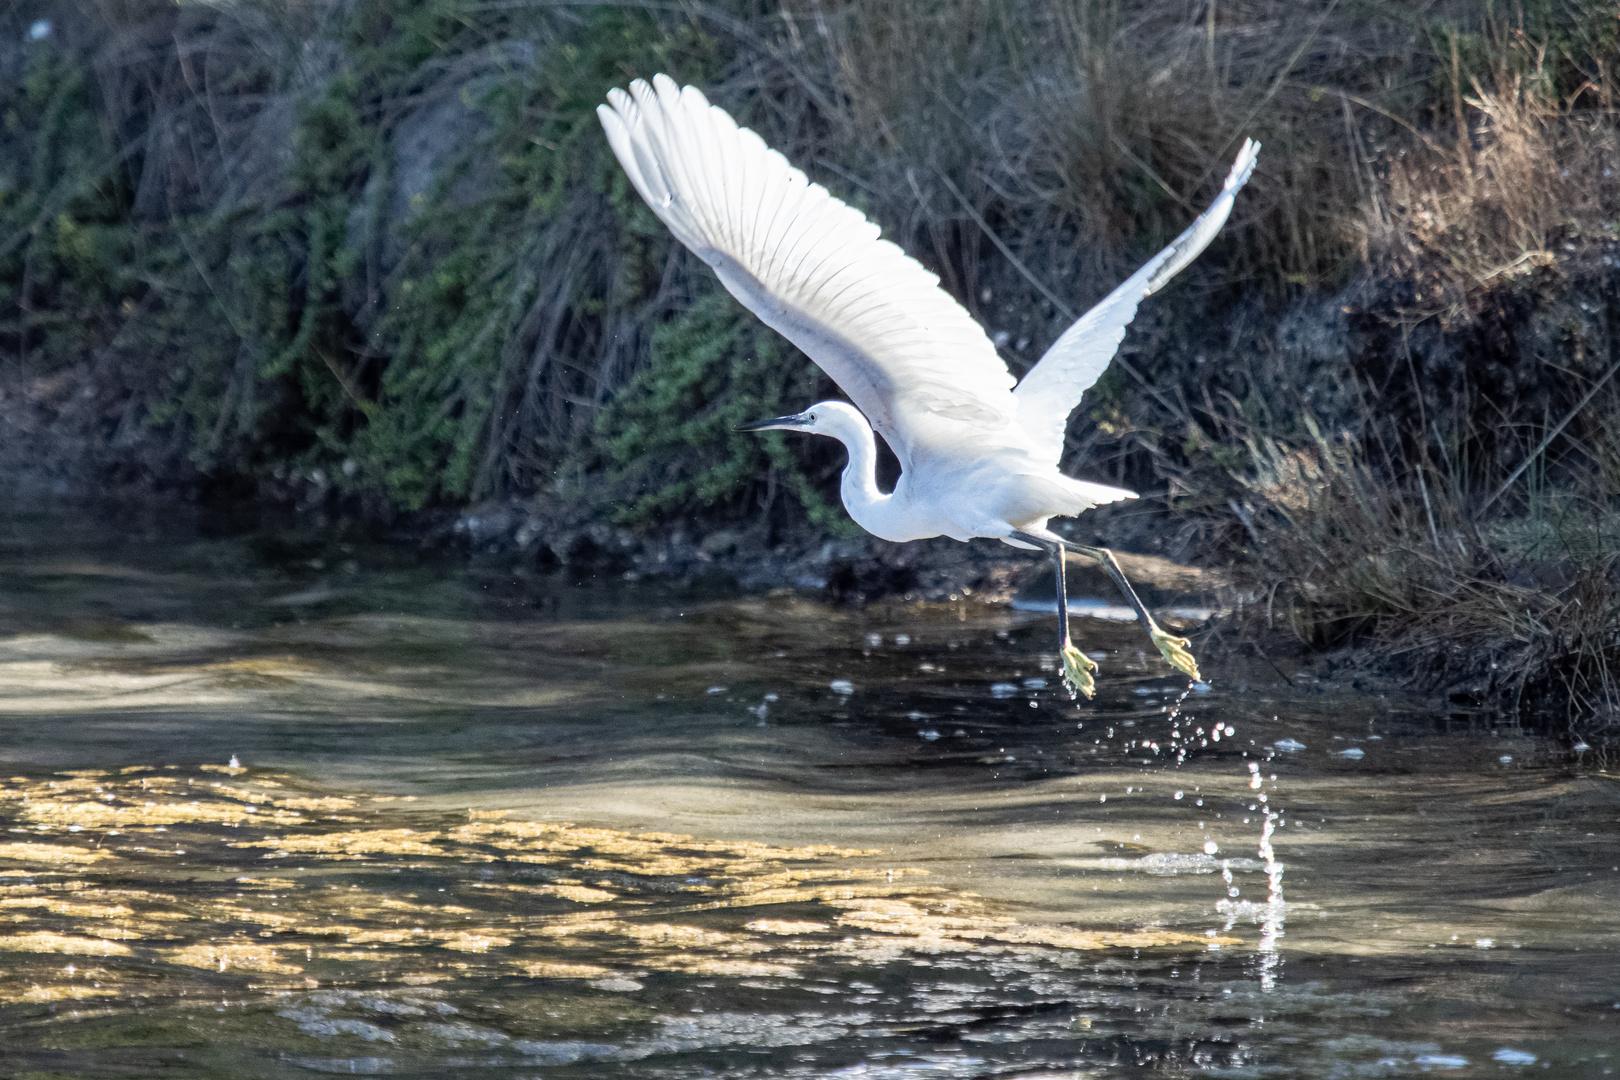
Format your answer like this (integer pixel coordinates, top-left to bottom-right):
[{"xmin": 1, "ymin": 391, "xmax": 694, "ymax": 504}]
[
  {"xmin": 594, "ymin": 287, "xmax": 850, "ymax": 531},
  {"xmin": 1, "ymin": 0, "xmax": 1618, "ymax": 566}
]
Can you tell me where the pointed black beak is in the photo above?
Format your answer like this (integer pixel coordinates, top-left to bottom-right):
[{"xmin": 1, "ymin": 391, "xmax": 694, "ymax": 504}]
[{"xmin": 737, "ymin": 413, "xmax": 808, "ymax": 432}]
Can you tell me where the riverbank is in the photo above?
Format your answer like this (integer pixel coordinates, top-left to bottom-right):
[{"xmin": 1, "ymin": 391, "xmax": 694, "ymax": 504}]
[
  {"xmin": 3, "ymin": 2, "xmax": 1619, "ymax": 724},
  {"xmin": 9, "ymin": 234, "xmax": 1618, "ymax": 726}
]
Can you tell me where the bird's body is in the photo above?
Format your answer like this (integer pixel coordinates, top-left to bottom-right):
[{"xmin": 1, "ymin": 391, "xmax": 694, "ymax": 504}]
[
  {"xmin": 599, "ymin": 75, "xmax": 1257, "ymax": 694},
  {"xmin": 806, "ymin": 400, "xmax": 1132, "ymax": 545}
]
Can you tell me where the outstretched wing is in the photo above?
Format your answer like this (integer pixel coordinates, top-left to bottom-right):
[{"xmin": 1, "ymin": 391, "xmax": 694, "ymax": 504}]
[
  {"xmin": 1013, "ymin": 139, "xmax": 1260, "ymax": 464},
  {"xmin": 598, "ymin": 75, "xmax": 1020, "ymax": 472}
]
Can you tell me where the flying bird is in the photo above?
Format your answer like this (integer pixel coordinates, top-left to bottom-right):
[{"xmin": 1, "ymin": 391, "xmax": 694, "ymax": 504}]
[{"xmin": 598, "ymin": 75, "xmax": 1257, "ymax": 698}]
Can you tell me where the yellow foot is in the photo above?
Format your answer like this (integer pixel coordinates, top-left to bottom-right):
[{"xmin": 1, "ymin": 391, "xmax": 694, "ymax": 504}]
[
  {"xmin": 1150, "ymin": 626, "xmax": 1202, "ymax": 682},
  {"xmin": 1061, "ymin": 644, "xmax": 1098, "ymax": 700}
]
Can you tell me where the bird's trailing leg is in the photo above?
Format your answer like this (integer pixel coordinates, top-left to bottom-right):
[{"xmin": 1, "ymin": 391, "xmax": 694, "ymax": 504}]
[
  {"xmin": 1011, "ymin": 531, "xmax": 1096, "ymax": 699},
  {"xmin": 1072, "ymin": 545, "xmax": 1202, "ymax": 682},
  {"xmin": 1053, "ymin": 542, "xmax": 1098, "ymax": 699}
]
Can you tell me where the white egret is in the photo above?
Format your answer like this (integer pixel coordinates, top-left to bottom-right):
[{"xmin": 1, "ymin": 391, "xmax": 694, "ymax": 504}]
[{"xmin": 599, "ymin": 75, "xmax": 1257, "ymax": 698}]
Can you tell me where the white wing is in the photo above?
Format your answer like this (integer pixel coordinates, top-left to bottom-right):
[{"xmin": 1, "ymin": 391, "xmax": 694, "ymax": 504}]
[
  {"xmin": 1013, "ymin": 139, "xmax": 1260, "ymax": 464},
  {"xmin": 598, "ymin": 75, "xmax": 1020, "ymax": 473}
]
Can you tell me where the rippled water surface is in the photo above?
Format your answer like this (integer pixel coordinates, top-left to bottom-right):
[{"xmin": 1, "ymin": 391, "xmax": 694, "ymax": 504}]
[{"xmin": 0, "ymin": 497, "xmax": 1616, "ymax": 1078}]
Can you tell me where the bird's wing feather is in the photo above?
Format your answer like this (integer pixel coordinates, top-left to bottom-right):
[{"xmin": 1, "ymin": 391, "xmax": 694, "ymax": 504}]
[
  {"xmin": 1013, "ymin": 139, "xmax": 1260, "ymax": 465},
  {"xmin": 598, "ymin": 75, "xmax": 1019, "ymax": 472}
]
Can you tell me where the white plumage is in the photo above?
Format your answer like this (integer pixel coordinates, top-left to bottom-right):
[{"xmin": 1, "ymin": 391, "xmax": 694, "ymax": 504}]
[{"xmin": 598, "ymin": 74, "xmax": 1258, "ymax": 696}]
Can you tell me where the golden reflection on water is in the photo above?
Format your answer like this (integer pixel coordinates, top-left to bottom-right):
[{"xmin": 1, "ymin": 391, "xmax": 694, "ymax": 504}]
[{"xmin": 0, "ymin": 765, "xmax": 1228, "ymax": 1007}]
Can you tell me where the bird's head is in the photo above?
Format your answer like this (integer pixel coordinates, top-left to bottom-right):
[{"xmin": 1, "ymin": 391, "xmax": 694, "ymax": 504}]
[{"xmin": 737, "ymin": 400, "xmax": 864, "ymax": 438}]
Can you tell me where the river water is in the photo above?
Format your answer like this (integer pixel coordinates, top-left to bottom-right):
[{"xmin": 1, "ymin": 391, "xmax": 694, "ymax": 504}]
[{"xmin": 0, "ymin": 496, "xmax": 1615, "ymax": 1078}]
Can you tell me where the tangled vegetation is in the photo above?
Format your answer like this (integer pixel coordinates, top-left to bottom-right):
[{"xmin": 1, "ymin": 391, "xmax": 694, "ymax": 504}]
[{"xmin": 3, "ymin": 0, "xmax": 1620, "ymax": 720}]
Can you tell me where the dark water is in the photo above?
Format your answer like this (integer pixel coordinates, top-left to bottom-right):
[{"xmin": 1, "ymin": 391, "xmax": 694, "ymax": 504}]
[{"xmin": 0, "ymin": 496, "xmax": 1616, "ymax": 1078}]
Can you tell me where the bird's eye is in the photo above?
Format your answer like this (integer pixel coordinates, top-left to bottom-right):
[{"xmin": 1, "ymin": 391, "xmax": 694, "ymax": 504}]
[{"xmin": 807, "ymin": 414, "xmax": 817, "ymax": 422}]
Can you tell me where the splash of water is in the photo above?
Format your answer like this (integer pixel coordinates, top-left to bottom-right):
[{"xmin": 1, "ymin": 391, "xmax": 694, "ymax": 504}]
[
  {"xmin": 1256, "ymin": 800, "xmax": 1286, "ymax": 992},
  {"xmin": 1215, "ymin": 766, "xmax": 1287, "ymax": 994}
]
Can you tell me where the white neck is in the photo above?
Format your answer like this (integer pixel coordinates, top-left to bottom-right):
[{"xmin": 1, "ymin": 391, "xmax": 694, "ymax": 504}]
[{"xmin": 811, "ymin": 402, "xmax": 914, "ymax": 542}]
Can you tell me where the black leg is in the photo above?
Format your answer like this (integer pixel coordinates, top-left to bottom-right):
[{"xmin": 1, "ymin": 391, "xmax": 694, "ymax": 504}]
[
  {"xmin": 1052, "ymin": 542, "xmax": 1070, "ymax": 651},
  {"xmin": 1074, "ymin": 544, "xmax": 1202, "ymax": 682},
  {"xmin": 1011, "ymin": 530, "xmax": 1097, "ymax": 698}
]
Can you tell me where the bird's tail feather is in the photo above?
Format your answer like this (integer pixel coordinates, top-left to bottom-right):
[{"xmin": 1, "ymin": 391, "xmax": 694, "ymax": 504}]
[
  {"xmin": 1006, "ymin": 474, "xmax": 1136, "ymax": 531},
  {"xmin": 1064, "ymin": 478, "xmax": 1138, "ymax": 513}
]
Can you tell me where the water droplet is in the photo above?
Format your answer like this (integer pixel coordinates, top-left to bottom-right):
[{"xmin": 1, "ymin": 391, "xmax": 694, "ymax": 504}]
[
  {"xmin": 1337, "ymin": 748, "xmax": 1365, "ymax": 760},
  {"xmin": 918, "ymin": 729, "xmax": 940, "ymax": 741},
  {"xmin": 829, "ymin": 679, "xmax": 854, "ymax": 695},
  {"xmin": 1203, "ymin": 840, "xmax": 1219, "ymax": 855},
  {"xmin": 1174, "ymin": 791, "xmax": 1184, "ymax": 800},
  {"xmin": 1499, "ymin": 755, "xmax": 1513, "ymax": 764},
  {"xmin": 894, "ymin": 634, "xmax": 911, "ymax": 646},
  {"xmin": 1274, "ymin": 738, "xmax": 1306, "ymax": 752},
  {"xmin": 706, "ymin": 686, "xmax": 727, "ymax": 695},
  {"xmin": 990, "ymin": 682, "xmax": 1018, "ymax": 699}
]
